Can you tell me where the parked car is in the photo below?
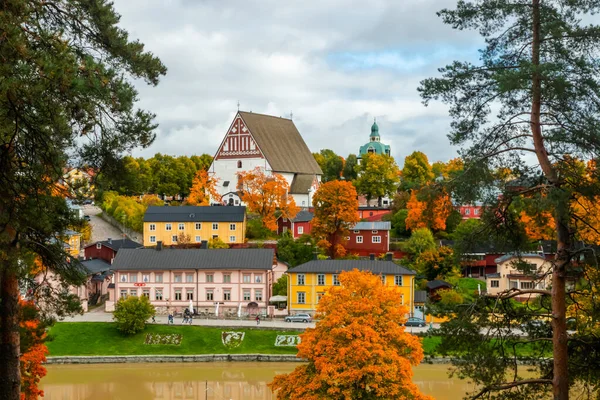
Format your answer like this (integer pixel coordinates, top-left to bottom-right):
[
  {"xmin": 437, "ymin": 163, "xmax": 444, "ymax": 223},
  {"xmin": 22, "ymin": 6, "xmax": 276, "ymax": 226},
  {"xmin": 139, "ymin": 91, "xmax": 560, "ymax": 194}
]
[
  {"xmin": 83, "ymin": 199, "xmax": 93, "ymax": 205},
  {"xmin": 404, "ymin": 317, "xmax": 426, "ymax": 327},
  {"xmin": 285, "ymin": 313, "xmax": 312, "ymax": 323},
  {"xmin": 83, "ymin": 215, "xmax": 91, "ymax": 221}
]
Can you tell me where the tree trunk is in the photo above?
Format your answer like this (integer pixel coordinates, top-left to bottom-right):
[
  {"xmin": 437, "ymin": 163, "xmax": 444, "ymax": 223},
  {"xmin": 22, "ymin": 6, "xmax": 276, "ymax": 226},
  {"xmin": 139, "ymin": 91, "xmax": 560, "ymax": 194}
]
[
  {"xmin": 530, "ymin": 1, "xmax": 569, "ymax": 398},
  {"xmin": 0, "ymin": 268, "xmax": 20, "ymax": 400}
]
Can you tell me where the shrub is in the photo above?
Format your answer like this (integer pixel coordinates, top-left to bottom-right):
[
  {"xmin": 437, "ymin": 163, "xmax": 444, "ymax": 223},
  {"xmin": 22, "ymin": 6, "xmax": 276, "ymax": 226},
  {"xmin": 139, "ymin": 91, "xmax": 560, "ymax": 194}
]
[{"xmin": 113, "ymin": 296, "xmax": 155, "ymax": 335}]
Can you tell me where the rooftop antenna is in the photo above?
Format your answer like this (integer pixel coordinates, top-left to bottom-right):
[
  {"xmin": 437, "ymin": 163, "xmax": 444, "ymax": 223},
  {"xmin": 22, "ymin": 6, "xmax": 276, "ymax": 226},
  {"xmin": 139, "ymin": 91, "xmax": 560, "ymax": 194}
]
[
  {"xmin": 290, "ymin": 110, "xmax": 293, "ymax": 120},
  {"xmin": 237, "ymin": 100, "xmax": 240, "ymax": 111}
]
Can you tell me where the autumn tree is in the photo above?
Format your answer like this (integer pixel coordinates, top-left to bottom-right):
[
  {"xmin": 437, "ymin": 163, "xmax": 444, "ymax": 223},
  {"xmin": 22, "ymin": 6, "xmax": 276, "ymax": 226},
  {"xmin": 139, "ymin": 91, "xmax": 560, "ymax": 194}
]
[
  {"xmin": 0, "ymin": 1, "xmax": 166, "ymax": 398},
  {"xmin": 419, "ymin": 0, "xmax": 600, "ymax": 397},
  {"xmin": 269, "ymin": 269, "xmax": 432, "ymax": 400},
  {"xmin": 405, "ymin": 188, "xmax": 453, "ymax": 232},
  {"xmin": 187, "ymin": 169, "xmax": 220, "ymax": 206},
  {"xmin": 237, "ymin": 167, "xmax": 299, "ymax": 231},
  {"xmin": 311, "ymin": 181, "xmax": 359, "ymax": 259},
  {"xmin": 208, "ymin": 237, "xmax": 229, "ymax": 249},
  {"xmin": 354, "ymin": 153, "xmax": 400, "ymax": 206},
  {"xmin": 19, "ymin": 300, "xmax": 48, "ymax": 400},
  {"xmin": 414, "ymin": 246, "xmax": 457, "ymax": 281}
]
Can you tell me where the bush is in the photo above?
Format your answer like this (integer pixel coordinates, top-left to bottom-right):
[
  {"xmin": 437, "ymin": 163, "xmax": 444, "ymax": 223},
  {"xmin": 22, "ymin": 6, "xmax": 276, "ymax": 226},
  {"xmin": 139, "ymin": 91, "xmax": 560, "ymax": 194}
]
[
  {"xmin": 113, "ymin": 296, "xmax": 155, "ymax": 335},
  {"xmin": 246, "ymin": 218, "xmax": 272, "ymax": 239}
]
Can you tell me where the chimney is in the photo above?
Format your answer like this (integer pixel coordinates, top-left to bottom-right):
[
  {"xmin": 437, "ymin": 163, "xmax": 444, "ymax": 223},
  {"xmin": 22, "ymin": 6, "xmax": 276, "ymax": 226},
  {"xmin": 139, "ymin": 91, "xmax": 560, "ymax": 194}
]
[
  {"xmin": 107, "ymin": 238, "xmax": 112, "ymax": 244},
  {"xmin": 369, "ymin": 253, "xmax": 375, "ymax": 261},
  {"xmin": 200, "ymin": 240, "xmax": 208, "ymax": 249},
  {"xmin": 313, "ymin": 252, "xmax": 318, "ymax": 260},
  {"xmin": 157, "ymin": 241, "xmax": 163, "ymax": 251},
  {"xmin": 385, "ymin": 253, "xmax": 393, "ymax": 261}
]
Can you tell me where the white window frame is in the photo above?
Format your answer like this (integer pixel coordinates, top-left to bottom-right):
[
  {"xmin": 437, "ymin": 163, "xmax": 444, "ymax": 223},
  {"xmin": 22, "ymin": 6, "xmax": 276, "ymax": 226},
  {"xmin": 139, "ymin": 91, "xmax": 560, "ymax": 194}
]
[
  {"xmin": 172, "ymin": 235, "xmax": 178, "ymax": 243},
  {"xmin": 155, "ymin": 288, "xmax": 163, "ymax": 301},
  {"xmin": 186, "ymin": 274, "xmax": 194, "ymax": 283},
  {"xmin": 149, "ymin": 235, "xmax": 156, "ymax": 243},
  {"xmin": 297, "ymin": 274, "xmax": 305, "ymax": 285},
  {"xmin": 178, "ymin": 223, "xmax": 185, "ymax": 231},
  {"xmin": 206, "ymin": 274, "xmax": 214, "ymax": 283},
  {"xmin": 174, "ymin": 274, "xmax": 182, "ymax": 283},
  {"xmin": 243, "ymin": 274, "xmax": 251, "ymax": 283},
  {"xmin": 129, "ymin": 273, "xmax": 137, "ymax": 283},
  {"xmin": 96, "ymin": 243, "xmax": 102, "ymax": 249},
  {"xmin": 229, "ymin": 223, "xmax": 236, "ymax": 231},
  {"xmin": 149, "ymin": 224, "xmax": 156, "ymax": 231},
  {"xmin": 223, "ymin": 274, "xmax": 231, "ymax": 283},
  {"xmin": 333, "ymin": 274, "xmax": 340, "ymax": 286},
  {"xmin": 491, "ymin": 280, "xmax": 499, "ymax": 288},
  {"xmin": 243, "ymin": 290, "xmax": 251, "ymax": 301},
  {"xmin": 353, "ymin": 230, "xmax": 360, "ymax": 234},
  {"xmin": 223, "ymin": 289, "xmax": 231, "ymax": 301},
  {"xmin": 465, "ymin": 208, "xmax": 471, "ymax": 215},
  {"xmin": 186, "ymin": 289, "xmax": 194, "ymax": 301},
  {"xmin": 255, "ymin": 289, "xmax": 263, "ymax": 301},
  {"xmin": 195, "ymin": 223, "xmax": 202, "ymax": 230},
  {"xmin": 298, "ymin": 226, "xmax": 304, "ymax": 235},
  {"xmin": 212, "ymin": 223, "xmax": 219, "ymax": 230},
  {"xmin": 142, "ymin": 274, "xmax": 150, "ymax": 283},
  {"xmin": 255, "ymin": 274, "xmax": 263, "ymax": 283},
  {"xmin": 317, "ymin": 274, "xmax": 325, "ymax": 285},
  {"xmin": 372, "ymin": 236, "xmax": 381, "ymax": 243},
  {"xmin": 394, "ymin": 276, "xmax": 403, "ymax": 286},
  {"xmin": 174, "ymin": 289, "xmax": 182, "ymax": 301},
  {"xmin": 195, "ymin": 236, "xmax": 201, "ymax": 242},
  {"xmin": 372, "ymin": 230, "xmax": 378, "ymax": 234},
  {"xmin": 229, "ymin": 235, "xmax": 236, "ymax": 242},
  {"xmin": 165, "ymin": 223, "xmax": 172, "ymax": 231},
  {"xmin": 356, "ymin": 236, "xmax": 363, "ymax": 243},
  {"xmin": 206, "ymin": 290, "xmax": 214, "ymax": 301},
  {"xmin": 297, "ymin": 292, "xmax": 306, "ymax": 304},
  {"xmin": 155, "ymin": 273, "xmax": 163, "ymax": 283}
]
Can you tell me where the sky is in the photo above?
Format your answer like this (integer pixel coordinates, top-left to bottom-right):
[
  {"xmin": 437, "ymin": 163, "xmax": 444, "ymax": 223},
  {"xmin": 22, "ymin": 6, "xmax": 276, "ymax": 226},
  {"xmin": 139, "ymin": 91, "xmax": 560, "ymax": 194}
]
[{"xmin": 114, "ymin": 0, "xmax": 484, "ymax": 167}]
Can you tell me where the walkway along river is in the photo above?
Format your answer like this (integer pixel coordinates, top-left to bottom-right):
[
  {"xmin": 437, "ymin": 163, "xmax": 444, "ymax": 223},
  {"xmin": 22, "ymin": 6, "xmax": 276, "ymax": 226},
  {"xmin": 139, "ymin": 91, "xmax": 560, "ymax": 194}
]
[{"xmin": 40, "ymin": 361, "xmax": 478, "ymax": 399}]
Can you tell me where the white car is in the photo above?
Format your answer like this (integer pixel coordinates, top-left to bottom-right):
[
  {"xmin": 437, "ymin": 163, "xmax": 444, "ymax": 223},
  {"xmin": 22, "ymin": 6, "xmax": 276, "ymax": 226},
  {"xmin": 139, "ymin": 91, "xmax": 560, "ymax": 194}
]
[{"xmin": 285, "ymin": 313, "xmax": 312, "ymax": 323}]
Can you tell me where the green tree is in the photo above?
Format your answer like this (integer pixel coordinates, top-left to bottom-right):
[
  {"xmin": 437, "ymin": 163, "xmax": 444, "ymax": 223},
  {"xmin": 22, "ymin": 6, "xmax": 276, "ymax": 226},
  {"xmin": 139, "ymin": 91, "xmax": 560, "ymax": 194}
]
[
  {"xmin": 414, "ymin": 246, "xmax": 457, "ymax": 281},
  {"xmin": 391, "ymin": 209, "xmax": 410, "ymax": 237},
  {"xmin": 113, "ymin": 296, "xmax": 155, "ymax": 335},
  {"xmin": 272, "ymin": 275, "xmax": 288, "ymax": 296},
  {"xmin": 400, "ymin": 151, "xmax": 434, "ymax": 191},
  {"xmin": 190, "ymin": 154, "xmax": 214, "ymax": 172},
  {"xmin": 342, "ymin": 153, "xmax": 358, "ymax": 181},
  {"xmin": 405, "ymin": 228, "xmax": 436, "ymax": 258},
  {"xmin": 0, "ymin": 2, "xmax": 165, "ymax": 398},
  {"xmin": 354, "ymin": 153, "xmax": 400, "ymax": 206},
  {"xmin": 419, "ymin": 0, "xmax": 600, "ymax": 397},
  {"xmin": 444, "ymin": 210, "xmax": 463, "ymax": 235},
  {"xmin": 313, "ymin": 149, "xmax": 343, "ymax": 182},
  {"xmin": 277, "ymin": 233, "xmax": 315, "ymax": 267}
]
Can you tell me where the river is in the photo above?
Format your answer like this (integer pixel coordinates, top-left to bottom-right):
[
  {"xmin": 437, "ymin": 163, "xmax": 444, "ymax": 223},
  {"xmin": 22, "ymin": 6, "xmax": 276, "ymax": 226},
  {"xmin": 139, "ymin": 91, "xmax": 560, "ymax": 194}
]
[{"xmin": 40, "ymin": 362, "xmax": 478, "ymax": 399}]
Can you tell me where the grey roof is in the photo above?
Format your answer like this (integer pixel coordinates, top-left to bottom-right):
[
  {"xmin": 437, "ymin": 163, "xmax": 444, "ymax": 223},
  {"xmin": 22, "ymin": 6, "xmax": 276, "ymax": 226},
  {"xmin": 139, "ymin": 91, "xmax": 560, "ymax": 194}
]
[
  {"xmin": 84, "ymin": 238, "xmax": 142, "ymax": 251},
  {"xmin": 426, "ymin": 280, "xmax": 453, "ymax": 290},
  {"xmin": 112, "ymin": 248, "xmax": 275, "ymax": 271},
  {"xmin": 289, "ymin": 260, "xmax": 415, "ymax": 275},
  {"xmin": 144, "ymin": 206, "xmax": 246, "ymax": 223},
  {"xmin": 239, "ymin": 112, "xmax": 322, "ymax": 175},
  {"xmin": 495, "ymin": 253, "xmax": 546, "ymax": 264},
  {"xmin": 487, "ymin": 273, "xmax": 501, "ymax": 278},
  {"xmin": 292, "ymin": 210, "xmax": 314, "ymax": 223},
  {"xmin": 353, "ymin": 221, "xmax": 391, "ymax": 231},
  {"xmin": 290, "ymin": 174, "xmax": 315, "ymax": 194},
  {"xmin": 81, "ymin": 259, "xmax": 112, "ymax": 274},
  {"xmin": 414, "ymin": 290, "xmax": 427, "ymax": 303},
  {"xmin": 64, "ymin": 229, "xmax": 80, "ymax": 236}
]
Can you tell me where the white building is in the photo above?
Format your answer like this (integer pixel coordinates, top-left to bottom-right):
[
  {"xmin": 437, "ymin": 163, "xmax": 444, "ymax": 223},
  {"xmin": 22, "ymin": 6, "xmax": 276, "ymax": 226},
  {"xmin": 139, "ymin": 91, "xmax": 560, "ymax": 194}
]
[{"xmin": 209, "ymin": 111, "xmax": 322, "ymax": 208}]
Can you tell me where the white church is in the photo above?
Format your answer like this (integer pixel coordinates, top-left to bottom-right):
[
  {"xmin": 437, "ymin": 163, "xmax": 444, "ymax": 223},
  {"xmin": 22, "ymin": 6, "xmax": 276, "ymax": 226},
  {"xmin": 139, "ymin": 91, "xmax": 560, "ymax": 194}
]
[{"xmin": 209, "ymin": 111, "xmax": 322, "ymax": 208}]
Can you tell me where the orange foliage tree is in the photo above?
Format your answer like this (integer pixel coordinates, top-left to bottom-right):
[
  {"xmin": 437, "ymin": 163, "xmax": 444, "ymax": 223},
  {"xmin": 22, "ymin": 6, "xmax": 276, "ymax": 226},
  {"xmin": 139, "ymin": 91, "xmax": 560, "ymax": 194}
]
[
  {"xmin": 311, "ymin": 181, "xmax": 359, "ymax": 259},
  {"xmin": 19, "ymin": 300, "xmax": 48, "ymax": 400},
  {"xmin": 237, "ymin": 167, "xmax": 299, "ymax": 231},
  {"xmin": 269, "ymin": 270, "xmax": 432, "ymax": 400},
  {"xmin": 187, "ymin": 170, "xmax": 220, "ymax": 206},
  {"xmin": 405, "ymin": 188, "xmax": 453, "ymax": 232}
]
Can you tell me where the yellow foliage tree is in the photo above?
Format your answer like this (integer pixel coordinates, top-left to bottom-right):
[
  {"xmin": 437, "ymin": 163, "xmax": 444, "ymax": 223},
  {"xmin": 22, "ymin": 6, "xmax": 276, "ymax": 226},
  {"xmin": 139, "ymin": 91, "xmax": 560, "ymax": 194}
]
[
  {"xmin": 238, "ymin": 167, "xmax": 299, "ymax": 231},
  {"xmin": 187, "ymin": 170, "xmax": 220, "ymax": 206},
  {"xmin": 269, "ymin": 269, "xmax": 432, "ymax": 400}
]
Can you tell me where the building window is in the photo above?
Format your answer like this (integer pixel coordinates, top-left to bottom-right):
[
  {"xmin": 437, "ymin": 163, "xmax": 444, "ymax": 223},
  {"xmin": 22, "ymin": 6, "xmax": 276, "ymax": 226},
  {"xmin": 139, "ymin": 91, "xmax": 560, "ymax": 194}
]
[
  {"xmin": 195, "ymin": 236, "xmax": 201, "ymax": 242},
  {"xmin": 155, "ymin": 273, "xmax": 163, "ymax": 283},
  {"xmin": 255, "ymin": 290, "xmax": 263, "ymax": 301},
  {"xmin": 120, "ymin": 290, "xmax": 127, "ymax": 299},
  {"xmin": 237, "ymin": 160, "xmax": 242, "ymax": 168},
  {"xmin": 178, "ymin": 223, "xmax": 185, "ymax": 230},
  {"xmin": 142, "ymin": 274, "xmax": 150, "ymax": 283},
  {"xmin": 174, "ymin": 274, "xmax": 182, "ymax": 283},
  {"xmin": 206, "ymin": 290, "xmax": 214, "ymax": 301},
  {"xmin": 353, "ymin": 230, "xmax": 360, "ymax": 234},
  {"xmin": 129, "ymin": 273, "xmax": 137, "ymax": 283},
  {"xmin": 142, "ymin": 289, "xmax": 150, "ymax": 298},
  {"xmin": 380, "ymin": 275, "xmax": 386, "ymax": 284},
  {"xmin": 149, "ymin": 235, "xmax": 156, "ymax": 243},
  {"xmin": 372, "ymin": 236, "xmax": 381, "ymax": 243},
  {"xmin": 206, "ymin": 274, "xmax": 214, "ymax": 283},
  {"xmin": 212, "ymin": 223, "xmax": 219, "ymax": 230},
  {"xmin": 474, "ymin": 208, "xmax": 479, "ymax": 215},
  {"xmin": 491, "ymin": 280, "xmax": 499, "ymax": 288},
  {"xmin": 129, "ymin": 289, "xmax": 137, "ymax": 297},
  {"xmin": 255, "ymin": 274, "xmax": 263, "ymax": 283},
  {"xmin": 297, "ymin": 292, "xmax": 306, "ymax": 304},
  {"xmin": 96, "ymin": 243, "xmax": 102, "ymax": 249},
  {"xmin": 243, "ymin": 274, "xmax": 251, "ymax": 283},
  {"xmin": 465, "ymin": 208, "xmax": 471, "ymax": 215},
  {"xmin": 333, "ymin": 274, "xmax": 340, "ymax": 286},
  {"xmin": 186, "ymin": 290, "xmax": 194, "ymax": 301},
  {"xmin": 243, "ymin": 290, "xmax": 251, "ymax": 301},
  {"xmin": 120, "ymin": 274, "xmax": 128, "ymax": 283},
  {"xmin": 230, "ymin": 223, "xmax": 236, "ymax": 231},
  {"xmin": 229, "ymin": 236, "xmax": 236, "ymax": 242},
  {"xmin": 521, "ymin": 281, "xmax": 535, "ymax": 289},
  {"xmin": 372, "ymin": 230, "xmax": 378, "ymax": 234},
  {"xmin": 195, "ymin": 223, "xmax": 202, "ymax": 230},
  {"xmin": 223, "ymin": 290, "xmax": 231, "ymax": 301},
  {"xmin": 317, "ymin": 274, "xmax": 325, "ymax": 285},
  {"xmin": 149, "ymin": 224, "xmax": 156, "ymax": 231},
  {"xmin": 317, "ymin": 292, "xmax": 324, "ymax": 303},
  {"xmin": 166, "ymin": 223, "xmax": 172, "ymax": 231},
  {"xmin": 172, "ymin": 235, "xmax": 178, "ymax": 243},
  {"xmin": 510, "ymin": 281, "xmax": 518, "ymax": 289},
  {"xmin": 356, "ymin": 236, "xmax": 363, "ymax": 243},
  {"xmin": 298, "ymin": 226, "xmax": 304, "ymax": 235},
  {"xmin": 175, "ymin": 290, "xmax": 182, "ymax": 301},
  {"xmin": 186, "ymin": 274, "xmax": 194, "ymax": 283},
  {"xmin": 223, "ymin": 274, "xmax": 231, "ymax": 283},
  {"xmin": 297, "ymin": 274, "xmax": 305, "ymax": 285},
  {"xmin": 395, "ymin": 276, "xmax": 403, "ymax": 286},
  {"xmin": 155, "ymin": 289, "xmax": 163, "ymax": 301}
]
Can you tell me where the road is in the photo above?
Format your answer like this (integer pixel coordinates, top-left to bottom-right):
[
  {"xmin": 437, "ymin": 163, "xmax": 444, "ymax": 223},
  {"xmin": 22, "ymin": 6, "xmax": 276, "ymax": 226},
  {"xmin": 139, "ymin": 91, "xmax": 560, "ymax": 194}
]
[{"xmin": 82, "ymin": 204, "xmax": 127, "ymax": 244}]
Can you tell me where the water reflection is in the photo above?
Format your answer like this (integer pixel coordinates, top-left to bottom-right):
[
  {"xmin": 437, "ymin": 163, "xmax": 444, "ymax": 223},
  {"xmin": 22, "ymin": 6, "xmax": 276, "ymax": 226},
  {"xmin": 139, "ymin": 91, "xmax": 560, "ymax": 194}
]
[{"xmin": 41, "ymin": 362, "xmax": 477, "ymax": 400}]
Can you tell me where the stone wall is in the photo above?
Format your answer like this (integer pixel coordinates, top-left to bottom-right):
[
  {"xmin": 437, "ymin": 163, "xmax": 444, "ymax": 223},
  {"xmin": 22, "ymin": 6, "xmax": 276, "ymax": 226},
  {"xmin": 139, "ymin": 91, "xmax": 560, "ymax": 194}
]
[
  {"xmin": 99, "ymin": 212, "xmax": 143, "ymax": 244},
  {"xmin": 46, "ymin": 354, "xmax": 304, "ymax": 364}
]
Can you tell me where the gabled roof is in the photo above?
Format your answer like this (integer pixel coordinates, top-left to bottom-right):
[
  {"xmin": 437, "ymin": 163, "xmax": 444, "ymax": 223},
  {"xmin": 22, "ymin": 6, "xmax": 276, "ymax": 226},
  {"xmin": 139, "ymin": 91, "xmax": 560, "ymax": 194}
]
[
  {"xmin": 292, "ymin": 210, "xmax": 314, "ymax": 223},
  {"xmin": 353, "ymin": 221, "xmax": 391, "ymax": 231},
  {"xmin": 238, "ymin": 112, "xmax": 322, "ymax": 175},
  {"xmin": 112, "ymin": 248, "xmax": 275, "ymax": 271},
  {"xmin": 80, "ymin": 259, "xmax": 112, "ymax": 274},
  {"xmin": 414, "ymin": 290, "xmax": 427, "ymax": 303},
  {"xmin": 144, "ymin": 206, "xmax": 246, "ymax": 223},
  {"xmin": 289, "ymin": 174, "xmax": 315, "ymax": 194},
  {"xmin": 289, "ymin": 260, "xmax": 415, "ymax": 275},
  {"xmin": 426, "ymin": 280, "xmax": 453, "ymax": 290},
  {"xmin": 84, "ymin": 238, "xmax": 142, "ymax": 251}
]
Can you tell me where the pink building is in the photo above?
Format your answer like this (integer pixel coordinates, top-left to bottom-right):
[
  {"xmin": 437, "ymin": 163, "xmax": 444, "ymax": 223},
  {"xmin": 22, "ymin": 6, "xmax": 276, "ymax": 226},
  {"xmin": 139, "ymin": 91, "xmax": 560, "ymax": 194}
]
[{"xmin": 107, "ymin": 248, "xmax": 286, "ymax": 316}]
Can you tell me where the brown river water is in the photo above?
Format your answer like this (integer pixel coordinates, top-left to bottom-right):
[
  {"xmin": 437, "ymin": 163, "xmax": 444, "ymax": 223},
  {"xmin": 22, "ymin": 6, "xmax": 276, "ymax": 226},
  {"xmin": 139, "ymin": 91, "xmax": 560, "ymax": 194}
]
[{"xmin": 40, "ymin": 362, "xmax": 479, "ymax": 400}]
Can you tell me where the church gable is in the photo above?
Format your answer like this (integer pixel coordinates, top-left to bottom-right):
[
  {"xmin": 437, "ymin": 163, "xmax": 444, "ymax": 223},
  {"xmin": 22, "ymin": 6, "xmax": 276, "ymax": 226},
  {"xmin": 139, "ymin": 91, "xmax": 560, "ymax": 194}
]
[{"xmin": 215, "ymin": 114, "xmax": 265, "ymax": 160}]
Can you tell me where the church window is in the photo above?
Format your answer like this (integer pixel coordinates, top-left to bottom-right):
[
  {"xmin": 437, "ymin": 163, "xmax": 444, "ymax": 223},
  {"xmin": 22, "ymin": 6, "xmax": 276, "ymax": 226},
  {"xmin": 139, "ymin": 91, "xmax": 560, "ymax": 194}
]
[
  {"xmin": 237, "ymin": 160, "xmax": 242, "ymax": 168},
  {"xmin": 368, "ymin": 147, "xmax": 375, "ymax": 153}
]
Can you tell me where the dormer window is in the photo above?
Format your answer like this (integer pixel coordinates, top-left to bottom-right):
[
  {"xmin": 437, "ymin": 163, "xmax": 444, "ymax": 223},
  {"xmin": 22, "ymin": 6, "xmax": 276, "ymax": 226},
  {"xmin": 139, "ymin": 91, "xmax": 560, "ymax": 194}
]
[{"xmin": 237, "ymin": 161, "xmax": 242, "ymax": 168}]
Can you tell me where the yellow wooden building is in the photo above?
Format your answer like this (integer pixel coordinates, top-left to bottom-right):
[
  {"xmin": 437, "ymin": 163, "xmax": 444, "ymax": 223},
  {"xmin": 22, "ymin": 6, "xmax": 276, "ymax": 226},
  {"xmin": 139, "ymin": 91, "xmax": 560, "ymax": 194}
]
[
  {"xmin": 142, "ymin": 206, "xmax": 246, "ymax": 247},
  {"xmin": 63, "ymin": 229, "xmax": 81, "ymax": 257},
  {"xmin": 286, "ymin": 259, "xmax": 417, "ymax": 315}
]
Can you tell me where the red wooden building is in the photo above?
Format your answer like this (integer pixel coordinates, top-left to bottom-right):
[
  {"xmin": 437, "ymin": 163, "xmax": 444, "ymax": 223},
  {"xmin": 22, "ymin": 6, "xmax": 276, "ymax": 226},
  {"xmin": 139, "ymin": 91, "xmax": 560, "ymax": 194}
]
[
  {"xmin": 345, "ymin": 221, "xmax": 391, "ymax": 257},
  {"xmin": 357, "ymin": 206, "xmax": 391, "ymax": 221},
  {"xmin": 457, "ymin": 202, "xmax": 483, "ymax": 219},
  {"xmin": 84, "ymin": 238, "xmax": 143, "ymax": 264},
  {"xmin": 276, "ymin": 210, "xmax": 314, "ymax": 238}
]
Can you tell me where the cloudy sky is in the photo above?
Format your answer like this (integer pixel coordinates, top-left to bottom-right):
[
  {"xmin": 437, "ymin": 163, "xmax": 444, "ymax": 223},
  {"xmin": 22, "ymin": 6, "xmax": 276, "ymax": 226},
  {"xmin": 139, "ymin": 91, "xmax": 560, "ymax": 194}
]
[{"xmin": 114, "ymin": 0, "xmax": 483, "ymax": 166}]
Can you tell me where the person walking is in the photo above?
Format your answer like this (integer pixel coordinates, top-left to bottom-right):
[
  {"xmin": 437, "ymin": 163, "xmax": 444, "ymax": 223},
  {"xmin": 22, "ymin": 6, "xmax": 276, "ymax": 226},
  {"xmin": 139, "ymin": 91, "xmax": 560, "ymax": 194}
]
[
  {"xmin": 168, "ymin": 313, "xmax": 174, "ymax": 325},
  {"xmin": 256, "ymin": 315, "xmax": 260, "ymax": 325}
]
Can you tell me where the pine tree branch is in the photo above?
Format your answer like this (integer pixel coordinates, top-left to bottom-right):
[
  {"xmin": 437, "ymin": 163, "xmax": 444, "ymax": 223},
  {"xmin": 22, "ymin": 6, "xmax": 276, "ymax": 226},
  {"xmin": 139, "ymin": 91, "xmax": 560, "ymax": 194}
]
[{"xmin": 472, "ymin": 379, "xmax": 553, "ymax": 399}]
